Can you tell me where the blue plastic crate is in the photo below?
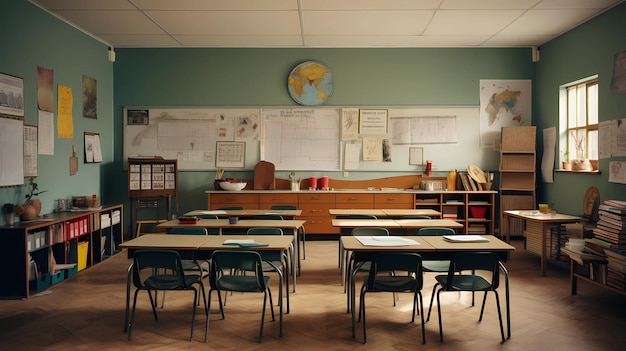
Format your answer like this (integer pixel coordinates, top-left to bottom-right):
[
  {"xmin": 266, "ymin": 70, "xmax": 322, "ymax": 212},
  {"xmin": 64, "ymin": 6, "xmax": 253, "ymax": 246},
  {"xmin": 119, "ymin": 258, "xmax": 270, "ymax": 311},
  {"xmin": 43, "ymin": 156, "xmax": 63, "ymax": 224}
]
[
  {"xmin": 29, "ymin": 272, "xmax": 50, "ymax": 291},
  {"xmin": 64, "ymin": 265, "xmax": 79, "ymax": 279},
  {"xmin": 51, "ymin": 271, "xmax": 65, "ymax": 285}
]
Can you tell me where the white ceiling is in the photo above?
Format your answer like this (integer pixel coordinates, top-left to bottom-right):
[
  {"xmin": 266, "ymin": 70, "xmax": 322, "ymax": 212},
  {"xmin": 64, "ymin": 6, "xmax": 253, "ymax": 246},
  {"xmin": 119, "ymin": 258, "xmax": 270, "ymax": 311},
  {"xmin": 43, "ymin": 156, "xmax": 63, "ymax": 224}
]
[{"xmin": 30, "ymin": 0, "xmax": 624, "ymax": 49}]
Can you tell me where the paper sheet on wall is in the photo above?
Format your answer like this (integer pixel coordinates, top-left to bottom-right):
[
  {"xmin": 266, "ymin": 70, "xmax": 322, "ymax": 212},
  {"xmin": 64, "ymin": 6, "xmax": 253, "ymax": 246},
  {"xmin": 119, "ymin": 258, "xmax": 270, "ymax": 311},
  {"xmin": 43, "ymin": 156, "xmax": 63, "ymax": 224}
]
[
  {"xmin": 344, "ymin": 143, "xmax": 361, "ymax": 170},
  {"xmin": 57, "ymin": 84, "xmax": 73, "ymax": 138},
  {"xmin": 609, "ymin": 161, "xmax": 626, "ymax": 184},
  {"xmin": 38, "ymin": 110, "xmax": 54, "ymax": 155},
  {"xmin": 541, "ymin": 127, "xmax": 555, "ymax": 183}
]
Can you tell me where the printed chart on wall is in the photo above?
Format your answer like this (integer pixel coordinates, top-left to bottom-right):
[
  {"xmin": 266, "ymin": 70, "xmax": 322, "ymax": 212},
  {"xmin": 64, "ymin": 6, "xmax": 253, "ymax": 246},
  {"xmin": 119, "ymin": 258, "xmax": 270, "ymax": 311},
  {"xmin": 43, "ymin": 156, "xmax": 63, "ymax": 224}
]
[
  {"xmin": 261, "ymin": 108, "xmax": 341, "ymax": 171},
  {"xmin": 123, "ymin": 107, "xmax": 259, "ymax": 170}
]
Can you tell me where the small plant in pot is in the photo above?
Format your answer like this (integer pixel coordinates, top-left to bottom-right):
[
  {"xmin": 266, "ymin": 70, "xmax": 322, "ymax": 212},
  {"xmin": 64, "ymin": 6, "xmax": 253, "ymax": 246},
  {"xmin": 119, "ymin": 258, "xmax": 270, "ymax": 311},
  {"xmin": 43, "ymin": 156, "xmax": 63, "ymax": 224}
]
[
  {"xmin": 561, "ymin": 150, "xmax": 571, "ymax": 170},
  {"xmin": 2, "ymin": 203, "xmax": 17, "ymax": 226},
  {"xmin": 16, "ymin": 177, "xmax": 48, "ymax": 221}
]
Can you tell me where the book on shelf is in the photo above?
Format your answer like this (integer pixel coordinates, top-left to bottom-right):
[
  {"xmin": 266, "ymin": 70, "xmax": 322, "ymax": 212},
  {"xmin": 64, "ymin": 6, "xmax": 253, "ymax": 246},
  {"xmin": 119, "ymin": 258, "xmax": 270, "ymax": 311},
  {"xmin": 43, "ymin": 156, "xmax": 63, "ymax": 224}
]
[
  {"xmin": 598, "ymin": 204, "xmax": 626, "ymax": 215},
  {"xmin": 604, "ymin": 199, "xmax": 626, "ymax": 208},
  {"xmin": 598, "ymin": 210, "xmax": 626, "ymax": 221},
  {"xmin": 604, "ymin": 248, "xmax": 626, "ymax": 260}
]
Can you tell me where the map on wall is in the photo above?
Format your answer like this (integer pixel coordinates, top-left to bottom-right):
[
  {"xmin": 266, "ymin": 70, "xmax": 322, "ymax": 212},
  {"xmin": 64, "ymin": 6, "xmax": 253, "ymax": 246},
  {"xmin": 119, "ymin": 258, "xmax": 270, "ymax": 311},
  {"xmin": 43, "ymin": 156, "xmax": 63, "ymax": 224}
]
[{"xmin": 479, "ymin": 79, "xmax": 532, "ymax": 148}]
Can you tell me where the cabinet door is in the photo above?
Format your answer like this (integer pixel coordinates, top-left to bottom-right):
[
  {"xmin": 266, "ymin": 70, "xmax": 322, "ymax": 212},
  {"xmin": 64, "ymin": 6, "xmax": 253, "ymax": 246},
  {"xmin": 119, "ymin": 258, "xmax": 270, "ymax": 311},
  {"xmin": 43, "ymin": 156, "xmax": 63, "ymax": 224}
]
[
  {"xmin": 335, "ymin": 193, "xmax": 374, "ymax": 208},
  {"xmin": 209, "ymin": 193, "xmax": 260, "ymax": 209},
  {"xmin": 259, "ymin": 193, "xmax": 298, "ymax": 208}
]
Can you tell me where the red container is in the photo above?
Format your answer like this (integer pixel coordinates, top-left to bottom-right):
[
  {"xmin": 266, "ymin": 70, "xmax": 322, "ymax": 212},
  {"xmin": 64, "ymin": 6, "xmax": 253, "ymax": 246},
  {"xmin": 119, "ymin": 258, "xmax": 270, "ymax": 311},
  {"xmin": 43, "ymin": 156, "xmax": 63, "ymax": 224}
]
[
  {"xmin": 469, "ymin": 206, "xmax": 487, "ymax": 218},
  {"xmin": 309, "ymin": 177, "xmax": 318, "ymax": 189},
  {"xmin": 320, "ymin": 176, "xmax": 329, "ymax": 188}
]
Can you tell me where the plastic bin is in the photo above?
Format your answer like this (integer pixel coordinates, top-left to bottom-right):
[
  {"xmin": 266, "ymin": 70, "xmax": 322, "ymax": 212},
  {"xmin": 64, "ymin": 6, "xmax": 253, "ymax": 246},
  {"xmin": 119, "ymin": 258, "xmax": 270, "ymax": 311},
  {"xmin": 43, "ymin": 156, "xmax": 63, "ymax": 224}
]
[
  {"xmin": 29, "ymin": 272, "xmax": 50, "ymax": 291},
  {"xmin": 78, "ymin": 241, "xmax": 89, "ymax": 271},
  {"xmin": 51, "ymin": 271, "xmax": 65, "ymax": 285},
  {"xmin": 469, "ymin": 206, "xmax": 487, "ymax": 218}
]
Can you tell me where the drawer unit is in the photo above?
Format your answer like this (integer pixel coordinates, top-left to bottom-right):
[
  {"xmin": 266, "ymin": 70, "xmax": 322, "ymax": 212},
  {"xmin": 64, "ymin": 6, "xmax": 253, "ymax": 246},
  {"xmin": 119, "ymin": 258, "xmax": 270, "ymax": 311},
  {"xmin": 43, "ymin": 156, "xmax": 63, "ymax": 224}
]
[
  {"xmin": 259, "ymin": 193, "xmax": 298, "ymax": 208},
  {"xmin": 208, "ymin": 193, "xmax": 260, "ymax": 209},
  {"xmin": 299, "ymin": 193, "xmax": 336, "ymax": 234},
  {"xmin": 374, "ymin": 193, "xmax": 413, "ymax": 209},
  {"xmin": 335, "ymin": 193, "xmax": 373, "ymax": 209}
]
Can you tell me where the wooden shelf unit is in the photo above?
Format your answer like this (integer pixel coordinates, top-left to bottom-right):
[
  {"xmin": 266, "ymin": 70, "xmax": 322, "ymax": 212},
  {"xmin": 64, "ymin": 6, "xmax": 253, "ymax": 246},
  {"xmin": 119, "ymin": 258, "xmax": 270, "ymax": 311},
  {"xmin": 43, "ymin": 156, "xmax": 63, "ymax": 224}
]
[
  {"xmin": 0, "ymin": 205, "xmax": 123, "ymax": 299},
  {"xmin": 562, "ymin": 248, "xmax": 626, "ymax": 296},
  {"xmin": 415, "ymin": 191, "xmax": 496, "ymax": 235},
  {"xmin": 499, "ymin": 126, "xmax": 537, "ymax": 238}
]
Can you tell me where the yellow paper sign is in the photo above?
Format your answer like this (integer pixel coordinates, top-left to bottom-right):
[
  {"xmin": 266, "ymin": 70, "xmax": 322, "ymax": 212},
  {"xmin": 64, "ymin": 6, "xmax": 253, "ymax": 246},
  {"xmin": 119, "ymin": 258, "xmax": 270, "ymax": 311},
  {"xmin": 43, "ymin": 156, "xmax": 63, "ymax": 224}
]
[{"xmin": 57, "ymin": 84, "xmax": 74, "ymax": 138}]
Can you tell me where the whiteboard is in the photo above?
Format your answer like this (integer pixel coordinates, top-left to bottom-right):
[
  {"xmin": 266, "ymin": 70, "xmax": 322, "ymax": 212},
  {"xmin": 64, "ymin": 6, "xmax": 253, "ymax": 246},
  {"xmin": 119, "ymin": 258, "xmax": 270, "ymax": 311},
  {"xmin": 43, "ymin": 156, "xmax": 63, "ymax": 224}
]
[
  {"xmin": 0, "ymin": 117, "xmax": 24, "ymax": 186},
  {"xmin": 261, "ymin": 108, "xmax": 341, "ymax": 171}
]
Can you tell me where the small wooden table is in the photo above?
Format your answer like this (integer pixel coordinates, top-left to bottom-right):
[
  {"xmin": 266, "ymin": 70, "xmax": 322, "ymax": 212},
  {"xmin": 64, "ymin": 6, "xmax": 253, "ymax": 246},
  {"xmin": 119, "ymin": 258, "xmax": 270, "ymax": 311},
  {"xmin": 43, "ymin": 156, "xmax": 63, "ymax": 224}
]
[{"xmin": 503, "ymin": 210, "xmax": 580, "ymax": 276}]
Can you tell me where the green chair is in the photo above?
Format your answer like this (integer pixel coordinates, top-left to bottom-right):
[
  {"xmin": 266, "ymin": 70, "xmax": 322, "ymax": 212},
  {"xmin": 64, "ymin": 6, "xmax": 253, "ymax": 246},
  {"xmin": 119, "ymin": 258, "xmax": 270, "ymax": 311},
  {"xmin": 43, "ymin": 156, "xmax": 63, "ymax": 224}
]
[
  {"xmin": 399, "ymin": 215, "xmax": 432, "ymax": 219},
  {"xmin": 165, "ymin": 227, "xmax": 209, "ymax": 307},
  {"xmin": 357, "ymin": 252, "xmax": 425, "ymax": 344},
  {"xmin": 346, "ymin": 227, "xmax": 389, "ymax": 313},
  {"xmin": 126, "ymin": 249, "xmax": 208, "ymax": 342},
  {"xmin": 337, "ymin": 215, "xmax": 378, "ymax": 269},
  {"xmin": 247, "ymin": 227, "xmax": 290, "ymax": 313},
  {"xmin": 271, "ymin": 205, "xmax": 307, "ymax": 260},
  {"xmin": 194, "ymin": 214, "xmax": 219, "ymax": 234},
  {"xmin": 217, "ymin": 206, "xmax": 243, "ymax": 210},
  {"xmin": 251, "ymin": 214, "xmax": 284, "ymax": 220},
  {"xmin": 434, "ymin": 252, "xmax": 505, "ymax": 343},
  {"xmin": 209, "ymin": 250, "xmax": 277, "ymax": 341}
]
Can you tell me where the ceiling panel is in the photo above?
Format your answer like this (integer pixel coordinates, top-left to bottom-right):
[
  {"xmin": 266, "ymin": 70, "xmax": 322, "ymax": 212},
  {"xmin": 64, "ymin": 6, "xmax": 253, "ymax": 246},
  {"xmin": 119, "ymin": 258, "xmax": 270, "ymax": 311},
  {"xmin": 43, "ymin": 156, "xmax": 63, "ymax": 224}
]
[{"xmin": 29, "ymin": 0, "xmax": 625, "ymax": 48}]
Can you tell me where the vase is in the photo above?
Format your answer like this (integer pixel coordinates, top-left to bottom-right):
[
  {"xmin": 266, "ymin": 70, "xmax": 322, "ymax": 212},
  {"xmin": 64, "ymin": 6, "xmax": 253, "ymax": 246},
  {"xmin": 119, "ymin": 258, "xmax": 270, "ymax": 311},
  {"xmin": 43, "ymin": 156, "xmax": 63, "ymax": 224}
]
[
  {"xmin": 572, "ymin": 159, "xmax": 592, "ymax": 171},
  {"xmin": 562, "ymin": 161, "xmax": 572, "ymax": 170},
  {"xmin": 16, "ymin": 199, "xmax": 42, "ymax": 221},
  {"xmin": 3, "ymin": 213, "xmax": 15, "ymax": 226}
]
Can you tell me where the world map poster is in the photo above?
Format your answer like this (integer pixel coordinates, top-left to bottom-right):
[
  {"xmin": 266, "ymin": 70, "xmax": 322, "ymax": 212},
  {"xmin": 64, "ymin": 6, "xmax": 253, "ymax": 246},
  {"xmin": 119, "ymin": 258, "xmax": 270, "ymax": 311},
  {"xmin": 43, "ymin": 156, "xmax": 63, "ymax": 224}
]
[{"xmin": 479, "ymin": 79, "xmax": 531, "ymax": 148}]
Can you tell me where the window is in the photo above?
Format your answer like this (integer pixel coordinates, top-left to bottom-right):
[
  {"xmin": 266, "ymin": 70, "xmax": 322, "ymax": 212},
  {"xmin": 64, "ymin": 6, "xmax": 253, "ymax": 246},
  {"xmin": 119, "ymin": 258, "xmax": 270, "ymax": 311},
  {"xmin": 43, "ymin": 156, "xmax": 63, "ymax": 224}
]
[{"xmin": 565, "ymin": 79, "xmax": 598, "ymax": 161}]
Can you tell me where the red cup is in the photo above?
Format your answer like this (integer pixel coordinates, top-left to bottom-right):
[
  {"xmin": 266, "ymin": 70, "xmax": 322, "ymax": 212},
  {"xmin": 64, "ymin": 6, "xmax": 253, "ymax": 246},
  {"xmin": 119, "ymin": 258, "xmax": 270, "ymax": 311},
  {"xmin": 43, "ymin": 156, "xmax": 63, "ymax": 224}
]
[
  {"xmin": 309, "ymin": 177, "xmax": 318, "ymax": 189},
  {"xmin": 321, "ymin": 176, "xmax": 329, "ymax": 188}
]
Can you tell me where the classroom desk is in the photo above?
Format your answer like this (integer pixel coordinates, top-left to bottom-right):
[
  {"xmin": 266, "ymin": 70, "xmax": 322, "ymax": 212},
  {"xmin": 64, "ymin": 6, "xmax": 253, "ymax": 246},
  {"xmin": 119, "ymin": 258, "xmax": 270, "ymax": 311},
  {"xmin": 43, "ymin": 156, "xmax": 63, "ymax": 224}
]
[
  {"xmin": 341, "ymin": 235, "xmax": 514, "ymax": 340},
  {"xmin": 329, "ymin": 208, "xmax": 441, "ymax": 218},
  {"xmin": 503, "ymin": 210, "xmax": 580, "ymax": 276},
  {"xmin": 157, "ymin": 218, "xmax": 305, "ymax": 291},
  {"xmin": 120, "ymin": 234, "xmax": 292, "ymax": 337},
  {"xmin": 185, "ymin": 209, "xmax": 302, "ymax": 217}
]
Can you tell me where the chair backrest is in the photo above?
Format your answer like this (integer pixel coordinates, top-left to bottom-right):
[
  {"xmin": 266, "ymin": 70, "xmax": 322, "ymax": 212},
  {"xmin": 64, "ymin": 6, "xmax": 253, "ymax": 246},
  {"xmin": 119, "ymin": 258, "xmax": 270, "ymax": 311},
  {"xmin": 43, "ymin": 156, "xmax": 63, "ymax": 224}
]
[
  {"xmin": 217, "ymin": 206, "xmax": 243, "ymax": 210},
  {"xmin": 166, "ymin": 227, "xmax": 208, "ymax": 235},
  {"xmin": 210, "ymin": 250, "xmax": 266, "ymax": 290},
  {"xmin": 446, "ymin": 252, "xmax": 501, "ymax": 289},
  {"xmin": 132, "ymin": 250, "xmax": 187, "ymax": 289},
  {"xmin": 366, "ymin": 252, "xmax": 423, "ymax": 291},
  {"xmin": 270, "ymin": 205, "xmax": 297, "ymax": 210},
  {"xmin": 252, "ymin": 214, "xmax": 284, "ymax": 220},
  {"xmin": 195, "ymin": 214, "xmax": 218, "ymax": 219},
  {"xmin": 352, "ymin": 227, "xmax": 389, "ymax": 237},
  {"xmin": 247, "ymin": 227, "xmax": 283, "ymax": 236},
  {"xmin": 417, "ymin": 227, "xmax": 456, "ymax": 236},
  {"xmin": 400, "ymin": 215, "xmax": 431, "ymax": 219}
]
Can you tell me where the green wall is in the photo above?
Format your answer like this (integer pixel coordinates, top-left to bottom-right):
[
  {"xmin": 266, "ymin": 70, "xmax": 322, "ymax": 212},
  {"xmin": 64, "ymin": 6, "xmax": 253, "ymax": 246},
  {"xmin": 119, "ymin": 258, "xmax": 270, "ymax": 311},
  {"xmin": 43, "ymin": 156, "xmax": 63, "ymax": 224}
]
[
  {"xmin": 0, "ymin": 0, "xmax": 114, "ymax": 217},
  {"xmin": 113, "ymin": 48, "xmax": 534, "ymax": 214},
  {"xmin": 535, "ymin": 3, "xmax": 626, "ymax": 215}
]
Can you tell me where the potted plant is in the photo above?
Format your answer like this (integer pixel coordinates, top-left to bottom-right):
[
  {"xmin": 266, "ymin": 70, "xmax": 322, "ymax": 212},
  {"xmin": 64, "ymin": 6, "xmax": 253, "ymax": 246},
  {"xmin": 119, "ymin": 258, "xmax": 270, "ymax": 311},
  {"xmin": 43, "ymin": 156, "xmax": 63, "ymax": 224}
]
[
  {"xmin": 2, "ymin": 203, "xmax": 16, "ymax": 226},
  {"xmin": 16, "ymin": 177, "xmax": 48, "ymax": 221},
  {"xmin": 561, "ymin": 150, "xmax": 571, "ymax": 170}
]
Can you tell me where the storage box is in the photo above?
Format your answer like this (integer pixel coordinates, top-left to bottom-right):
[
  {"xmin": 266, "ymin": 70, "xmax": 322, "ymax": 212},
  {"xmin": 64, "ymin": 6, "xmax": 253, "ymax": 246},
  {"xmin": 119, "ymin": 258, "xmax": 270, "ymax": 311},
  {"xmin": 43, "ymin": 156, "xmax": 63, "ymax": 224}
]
[
  {"xmin": 65, "ymin": 265, "xmax": 79, "ymax": 278},
  {"xmin": 29, "ymin": 272, "xmax": 50, "ymax": 291},
  {"xmin": 50, "ymin": 270, "xmax": 65, "ymax": 285},
  {"xmin": 469, "ymin": 206, "xmax": 487, "ymax": 218},
  {"xmin": 78, "ymin": 241, "xmax": 89, "ymax": 271}
]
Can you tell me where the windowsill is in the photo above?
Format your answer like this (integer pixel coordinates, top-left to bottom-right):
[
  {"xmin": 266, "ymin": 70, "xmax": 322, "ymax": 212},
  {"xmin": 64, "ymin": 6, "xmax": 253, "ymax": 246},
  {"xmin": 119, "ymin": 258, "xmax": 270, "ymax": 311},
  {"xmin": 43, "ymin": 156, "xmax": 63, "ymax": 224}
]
[{"xmin": 555, "ymin": 169, "xmax": 601, "ymax": 174}]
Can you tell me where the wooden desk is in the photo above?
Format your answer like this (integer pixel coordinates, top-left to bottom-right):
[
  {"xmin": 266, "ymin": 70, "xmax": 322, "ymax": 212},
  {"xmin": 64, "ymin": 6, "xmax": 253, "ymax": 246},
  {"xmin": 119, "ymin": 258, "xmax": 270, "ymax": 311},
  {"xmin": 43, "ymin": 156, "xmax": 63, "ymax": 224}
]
[
  {"xmin": 157, "ymin": 219, "xmax": 305, "ymax": 291},
  {"xmin": 503, "ymin": 210, "xmax": 579, "ymax": 276},
  {"xmin": 185, "ymin": 209, "xmax": 302, "ymax": 217},
  {"xmin": 341, "ymin": 235, "xmax": 514, "ymax": 340},
  {"xmin": 120, "ymin": 234, "xmax": 292, "ymax": 337},
  {"xmin": 329, "ymin": 208, "xmax": 441, "ymax": 218}
]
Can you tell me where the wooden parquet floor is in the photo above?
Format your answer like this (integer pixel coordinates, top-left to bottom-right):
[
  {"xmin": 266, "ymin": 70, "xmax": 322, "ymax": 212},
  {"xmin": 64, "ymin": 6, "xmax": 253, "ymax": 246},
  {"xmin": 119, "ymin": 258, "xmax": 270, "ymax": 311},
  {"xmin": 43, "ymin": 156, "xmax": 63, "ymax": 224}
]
[{"xmin": 1, "ymin": 239, "xmax": 626, "ymax": 350}]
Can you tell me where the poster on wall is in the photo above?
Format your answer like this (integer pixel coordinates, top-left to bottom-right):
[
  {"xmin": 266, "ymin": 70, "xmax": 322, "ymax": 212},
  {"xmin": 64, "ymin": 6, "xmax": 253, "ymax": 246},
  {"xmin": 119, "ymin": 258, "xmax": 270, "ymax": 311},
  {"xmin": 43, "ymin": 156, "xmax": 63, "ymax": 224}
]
[
  {"xmin": 82, "ymin": 75, "xmax": 97, "ymax": 118},
  {"xmin": 479, "ymin": 79, "xmax": 532, "ymax": 148}
]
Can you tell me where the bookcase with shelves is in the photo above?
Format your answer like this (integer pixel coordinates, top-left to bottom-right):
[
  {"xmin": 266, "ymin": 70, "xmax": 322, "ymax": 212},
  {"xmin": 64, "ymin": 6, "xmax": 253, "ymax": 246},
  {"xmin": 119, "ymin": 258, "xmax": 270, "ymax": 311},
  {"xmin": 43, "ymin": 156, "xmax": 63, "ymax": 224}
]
[
  {"xmin": 499, "ymin": 126, "xmax": 537, "ymax": 238},
  {"xmin": 414, "ymin": 191, "xmax": 496, "ymax": 235},
  {"xmin": 0, "ymin": 205, "xmax": 123, "ymax": 299}
]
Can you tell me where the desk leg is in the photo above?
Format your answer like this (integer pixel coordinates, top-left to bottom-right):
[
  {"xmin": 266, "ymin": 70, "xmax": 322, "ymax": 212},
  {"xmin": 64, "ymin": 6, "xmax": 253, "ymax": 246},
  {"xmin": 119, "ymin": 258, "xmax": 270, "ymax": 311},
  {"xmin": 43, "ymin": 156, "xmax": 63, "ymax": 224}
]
[
  {"xmin": 541, "ymin": 224, "xmax": 548, "ymax": 276},
  {"xmin": 499, "ymin": 261, "xmax": 511, "ymax": 339},
  {"xmin": 124, "ymin": 262, "xmax": 133, "ymax": 332},
  {"xmin": 503, "ymin": 214, "xmax": 510, "ymax": 242},
  {"xmin": 292, "ymin": 228, "xmax": 298, "ymax": 292},
  {"xmin": 570, "ymin": 259, "xmax": 578, "ymax": 295},
  {"xmin": 267, "ymin": 261, "xmax": 284, "ymax": 337}
]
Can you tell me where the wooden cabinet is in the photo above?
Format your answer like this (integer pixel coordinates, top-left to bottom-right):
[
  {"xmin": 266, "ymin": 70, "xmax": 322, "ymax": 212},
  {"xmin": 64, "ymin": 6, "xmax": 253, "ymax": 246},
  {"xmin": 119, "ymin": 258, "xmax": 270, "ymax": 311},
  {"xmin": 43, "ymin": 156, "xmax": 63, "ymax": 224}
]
[
  {"xmin": 415, "ymin": 191, "xmax": 496, "ymax": 235},
  {"xmin": 299, "ymin": 193, "xmax": 335, "ymax": 234},
  {"xmin": 374, "ymin": 193, "xmax": 413, "ymax": 209},
  {"xmin": 259, "ymin": 193, "xmax": 298, "ymax": 208},
  {"xmin": 0, "ymin": 205, "xmax": 123, "ymax": 299},
  {"xmin": 500, "ymin": 126, "xmax": 537, "ymax": 238},
  {"xmin": 335, "ymin": 193, "xmax": 373, "ymax": 209},
  {"xmin": 208, "ymin": 193, "xmax": 260, "ymax": 209}
]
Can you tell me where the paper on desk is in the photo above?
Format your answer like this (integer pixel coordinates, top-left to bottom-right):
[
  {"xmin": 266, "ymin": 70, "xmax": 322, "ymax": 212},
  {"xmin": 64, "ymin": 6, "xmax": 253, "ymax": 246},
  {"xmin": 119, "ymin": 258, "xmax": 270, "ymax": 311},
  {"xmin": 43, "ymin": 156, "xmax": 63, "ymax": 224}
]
[
  {"xmin": 443, "ymin": 235, "xmax": 489, "ymax": 243},
  {"xmin": 356, "ymin": 236, "xmax": 419, "ymax": 246},
  {"xmin": 223, "ymin": 239, "xmax": 255, "ymax": 244}
]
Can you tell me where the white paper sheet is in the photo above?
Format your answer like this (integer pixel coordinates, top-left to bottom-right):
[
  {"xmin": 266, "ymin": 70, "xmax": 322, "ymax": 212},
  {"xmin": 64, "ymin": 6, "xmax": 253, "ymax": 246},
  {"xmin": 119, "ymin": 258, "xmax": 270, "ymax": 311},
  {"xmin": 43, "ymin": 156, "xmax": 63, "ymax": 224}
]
[{"xmin": 355, "ymin": 236, "xmax": 419, "ymax": 246}]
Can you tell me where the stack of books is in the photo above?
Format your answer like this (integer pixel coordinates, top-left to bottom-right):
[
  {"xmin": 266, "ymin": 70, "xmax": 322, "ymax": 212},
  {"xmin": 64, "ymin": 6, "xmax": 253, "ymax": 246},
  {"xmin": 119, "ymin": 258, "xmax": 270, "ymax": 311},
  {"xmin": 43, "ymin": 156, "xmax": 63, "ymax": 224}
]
[
  {"xmin": 604, "ymin": 249, "xmax": 626, "ymax": 291},
  {"xmin": 592, "ymin": 199, "xmax": 626, "ymax": 250}
]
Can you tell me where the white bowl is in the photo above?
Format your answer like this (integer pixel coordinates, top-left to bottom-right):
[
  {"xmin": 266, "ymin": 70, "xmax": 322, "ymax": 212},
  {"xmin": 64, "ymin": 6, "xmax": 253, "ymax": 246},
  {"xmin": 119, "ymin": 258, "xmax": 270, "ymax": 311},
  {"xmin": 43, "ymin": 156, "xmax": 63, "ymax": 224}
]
[
  {"xmin": 219, "ymin": 182, "xmax": 247, "ymax": 191},
  {"xmin": 567, "ymin": 238, "xmax": 585, "ymax": 252}
]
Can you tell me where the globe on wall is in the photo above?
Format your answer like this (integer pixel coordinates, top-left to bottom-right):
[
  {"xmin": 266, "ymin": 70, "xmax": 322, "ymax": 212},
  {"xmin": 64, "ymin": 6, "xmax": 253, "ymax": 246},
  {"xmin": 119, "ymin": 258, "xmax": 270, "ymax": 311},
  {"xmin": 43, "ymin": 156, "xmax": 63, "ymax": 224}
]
[{"xmin": 287, "ymin": 61, "xmax": 333, "ymax": 106}]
